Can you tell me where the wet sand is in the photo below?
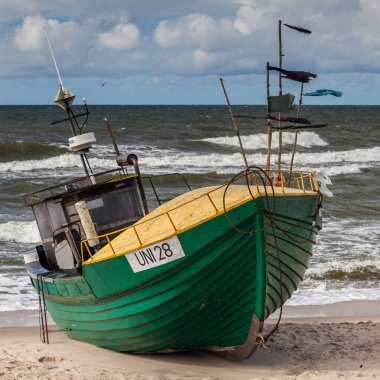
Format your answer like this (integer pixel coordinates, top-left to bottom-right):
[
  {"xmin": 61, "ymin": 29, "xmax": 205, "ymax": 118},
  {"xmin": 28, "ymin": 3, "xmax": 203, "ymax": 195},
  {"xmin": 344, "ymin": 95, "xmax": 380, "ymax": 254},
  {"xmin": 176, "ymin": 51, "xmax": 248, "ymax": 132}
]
[{"xmin": 1, "ymin": 301, "xmax": 380, "ymax": 379}]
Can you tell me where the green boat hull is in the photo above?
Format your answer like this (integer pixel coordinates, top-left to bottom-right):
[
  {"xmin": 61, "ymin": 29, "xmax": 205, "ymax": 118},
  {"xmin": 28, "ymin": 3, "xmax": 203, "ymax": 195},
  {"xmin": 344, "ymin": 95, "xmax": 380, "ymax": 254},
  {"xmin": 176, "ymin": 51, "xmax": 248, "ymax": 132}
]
[{"xmin": 30, "ymin": 194, "xmax": 321, "ymax": 358}]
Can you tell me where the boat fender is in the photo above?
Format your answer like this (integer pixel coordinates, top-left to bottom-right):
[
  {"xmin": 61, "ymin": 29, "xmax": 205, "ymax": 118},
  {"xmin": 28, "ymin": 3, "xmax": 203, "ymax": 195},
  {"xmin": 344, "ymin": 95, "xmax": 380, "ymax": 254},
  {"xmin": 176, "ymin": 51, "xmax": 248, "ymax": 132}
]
[
  {"xmin": 314, "ymin": 171, "xmax": 333, "ymax": 197},
  {"xmin": 75, "ymin": 201, "xmax": 99, "ymax": 247}
]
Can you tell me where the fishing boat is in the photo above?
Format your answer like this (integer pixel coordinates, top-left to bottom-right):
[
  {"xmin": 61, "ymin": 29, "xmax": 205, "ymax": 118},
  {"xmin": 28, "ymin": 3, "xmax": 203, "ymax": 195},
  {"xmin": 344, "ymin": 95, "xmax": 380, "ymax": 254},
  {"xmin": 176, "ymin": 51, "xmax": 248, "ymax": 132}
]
[{"xmin": 22, "ymin": 22, "xmax": 332, "ymax": 360}]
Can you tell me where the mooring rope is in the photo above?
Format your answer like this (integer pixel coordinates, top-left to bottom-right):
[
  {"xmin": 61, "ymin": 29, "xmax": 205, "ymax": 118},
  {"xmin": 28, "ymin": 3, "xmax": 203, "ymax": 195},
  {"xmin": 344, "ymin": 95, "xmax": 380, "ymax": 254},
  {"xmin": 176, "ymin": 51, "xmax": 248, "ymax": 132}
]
[{"xmin": 222, "ymin": 168, "xmax": 324, "ymax": 345}]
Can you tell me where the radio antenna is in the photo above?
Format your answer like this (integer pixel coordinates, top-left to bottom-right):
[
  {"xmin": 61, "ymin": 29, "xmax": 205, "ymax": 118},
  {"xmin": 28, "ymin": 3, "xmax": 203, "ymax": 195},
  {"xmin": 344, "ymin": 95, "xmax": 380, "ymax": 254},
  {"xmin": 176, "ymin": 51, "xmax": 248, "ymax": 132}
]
[{"xmin": 44, "ymin": 27, "xmax": 64, "ymax": 88}]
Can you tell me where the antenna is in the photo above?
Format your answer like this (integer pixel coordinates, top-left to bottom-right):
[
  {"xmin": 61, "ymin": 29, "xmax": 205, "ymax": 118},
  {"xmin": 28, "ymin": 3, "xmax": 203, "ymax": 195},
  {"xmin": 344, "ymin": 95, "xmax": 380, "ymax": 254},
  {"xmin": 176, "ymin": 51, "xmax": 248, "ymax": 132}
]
[{"xmin": 44, "ymin": 27, "xmax": 64, "ymax": 88}]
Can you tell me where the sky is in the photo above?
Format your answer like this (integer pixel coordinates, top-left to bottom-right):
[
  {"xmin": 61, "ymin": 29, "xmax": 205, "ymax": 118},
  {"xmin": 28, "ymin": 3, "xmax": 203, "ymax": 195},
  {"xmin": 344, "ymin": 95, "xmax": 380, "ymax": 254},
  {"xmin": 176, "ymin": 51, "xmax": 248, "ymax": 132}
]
[{"xmin": 0, "ymin": 0, "xmax": 380, "ymax": 105}]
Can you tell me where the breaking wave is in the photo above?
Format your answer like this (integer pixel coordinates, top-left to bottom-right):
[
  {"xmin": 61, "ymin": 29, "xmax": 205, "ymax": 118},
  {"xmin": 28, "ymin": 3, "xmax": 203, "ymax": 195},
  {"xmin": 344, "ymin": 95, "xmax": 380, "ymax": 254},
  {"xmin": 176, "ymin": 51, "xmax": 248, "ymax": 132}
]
[
  {"xmin": 0, "ymin": 221, "xmax": 41, "ymax": 244},
  {"xmin": 0, "ymin": 146, "xmax": 379, "ymax": 177},
  {"xmin": 200, "ymin": 131, "xmax": 328, "ymax": 149}
]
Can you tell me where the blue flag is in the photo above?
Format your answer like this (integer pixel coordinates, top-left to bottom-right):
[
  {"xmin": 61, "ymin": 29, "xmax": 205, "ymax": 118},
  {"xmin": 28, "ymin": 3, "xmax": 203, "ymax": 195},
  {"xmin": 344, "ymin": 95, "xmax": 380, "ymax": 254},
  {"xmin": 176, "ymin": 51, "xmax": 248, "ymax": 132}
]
[{"xmin": 304, "ymin": 89, "xmax": 342, "ymax": 97}]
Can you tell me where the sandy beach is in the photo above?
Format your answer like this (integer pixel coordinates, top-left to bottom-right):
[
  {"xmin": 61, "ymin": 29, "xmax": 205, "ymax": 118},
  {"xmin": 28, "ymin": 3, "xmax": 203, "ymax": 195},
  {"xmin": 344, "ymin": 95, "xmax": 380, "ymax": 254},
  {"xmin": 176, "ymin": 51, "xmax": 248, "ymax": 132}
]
[{"xmin": 1, "ymin": 301, "xmax": 379, "ymax": 380}]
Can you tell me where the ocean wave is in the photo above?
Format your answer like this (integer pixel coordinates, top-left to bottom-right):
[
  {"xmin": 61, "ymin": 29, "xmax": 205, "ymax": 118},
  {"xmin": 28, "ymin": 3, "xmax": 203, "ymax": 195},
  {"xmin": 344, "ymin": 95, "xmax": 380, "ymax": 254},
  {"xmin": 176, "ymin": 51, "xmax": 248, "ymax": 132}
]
[
  {"xmin": 1, "ymin": 147, "xmax": 379, "ymax": 178},
  {"xmin": 0, "ymin": 141, "xmax": 68, "ymax": 162},
  {"xmin": 306, "ymin": 260, "xmax": 380, "ymax": 280},
  {"xmin": 0, "ymin": 221, "xmax": 41, "ymax": 244},
  {"xmin": 295, "ymin": 146, "xmax": 380, "ymax": 164},
  {"xmin": 0, "ymin": 154, "xmax": 117, "ymax": 173},
  {"xmin": 287, "ymin": 284, "xmax": 380, "ymax": 306},
  {"xmin": 137, "ymin": 147, "xmax": 380, "ymax": 171},
  {"xmin": 0, "ymin": 274, "xmax": 39, "ymax": 311},
  {"xmin": 316, "ymin": 218, "xmax": 380, "ymax": 260},
  {"xmin": 199, "ymin": 131, "xmax": 328, "ymax": 149}
]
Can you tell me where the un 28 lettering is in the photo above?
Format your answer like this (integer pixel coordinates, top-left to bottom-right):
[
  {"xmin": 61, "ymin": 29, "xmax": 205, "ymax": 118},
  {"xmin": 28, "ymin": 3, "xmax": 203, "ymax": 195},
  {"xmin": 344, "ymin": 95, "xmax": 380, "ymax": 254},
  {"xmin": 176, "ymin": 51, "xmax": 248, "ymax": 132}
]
[{"xmin": 134, "ymin": 243, "xmax": 174, "ymax": 266}]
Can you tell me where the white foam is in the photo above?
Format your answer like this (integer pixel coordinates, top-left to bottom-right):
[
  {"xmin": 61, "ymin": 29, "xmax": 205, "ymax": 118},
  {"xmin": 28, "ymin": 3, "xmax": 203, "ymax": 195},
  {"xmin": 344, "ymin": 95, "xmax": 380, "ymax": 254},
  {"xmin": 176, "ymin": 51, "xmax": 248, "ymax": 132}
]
[
  {"xmin": 316, "ymin": 218, "xmax": 380, "ymax": 260},
  {"xmin": 288, "ymin": 284, "xmax": 380, "ymax": 306},
  {"xmin": 1, "ymin": 146, "xmax": 379, "ymax": 178},
  {"xmin": 0, "ymin": 221, "xmax": 41, "ymax": 244},
  {"xmin": 321, "ymin": 163, "xmax": 371, "ymax": 176},
  {"xmin": 0, "ymin": 274, "xmax": 39, "ymax": 311},
  {"xmin": 295, "ymin": 146, "xmax": 380, "ymax": 164},
  {"xmin": 0, "ymin": 154, "xmax": 117, "ymax": 176},
  {"xmin": 0, "ymin": 154, "xmax": 83, "ymax": 172},
  {"xmin": 139, "ymin": 147, "xmax": 380, "ymax": 174},
  {"xmin": 200, "ymin": 131, "xmax": 328, "ymax": 149}
]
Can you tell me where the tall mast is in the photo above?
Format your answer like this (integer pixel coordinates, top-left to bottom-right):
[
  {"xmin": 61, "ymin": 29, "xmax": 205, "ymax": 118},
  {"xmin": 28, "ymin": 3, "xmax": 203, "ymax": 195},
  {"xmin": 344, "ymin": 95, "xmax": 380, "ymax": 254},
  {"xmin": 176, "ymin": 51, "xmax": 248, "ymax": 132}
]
[
  {"xmin": 44, "ymin": 27, "xmax": 92, "ymax": 178},
  {"xmin": 277, "ymin": 20, "xmax": 283, "ymax": 175},
  {"xmin": 265, "ymin": 62, "xmax": 272, "ymax": 177}
]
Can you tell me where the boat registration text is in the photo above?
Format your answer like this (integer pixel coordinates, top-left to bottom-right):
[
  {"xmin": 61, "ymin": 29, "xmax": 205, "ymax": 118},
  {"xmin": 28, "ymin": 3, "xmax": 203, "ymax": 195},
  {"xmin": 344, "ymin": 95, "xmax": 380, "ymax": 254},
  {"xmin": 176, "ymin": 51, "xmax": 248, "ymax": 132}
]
[{"xmin": 125, "ymin": 236, "xmax": 185, "ymax": 273}]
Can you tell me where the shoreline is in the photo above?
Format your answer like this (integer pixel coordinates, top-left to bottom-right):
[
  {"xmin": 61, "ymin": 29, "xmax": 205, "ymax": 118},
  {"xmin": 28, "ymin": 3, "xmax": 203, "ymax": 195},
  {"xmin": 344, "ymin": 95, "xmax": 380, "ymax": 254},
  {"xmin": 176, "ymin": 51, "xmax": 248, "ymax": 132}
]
[{"xmin": 1, "ymin": 300, "xmax": 379, "ymax": 379}]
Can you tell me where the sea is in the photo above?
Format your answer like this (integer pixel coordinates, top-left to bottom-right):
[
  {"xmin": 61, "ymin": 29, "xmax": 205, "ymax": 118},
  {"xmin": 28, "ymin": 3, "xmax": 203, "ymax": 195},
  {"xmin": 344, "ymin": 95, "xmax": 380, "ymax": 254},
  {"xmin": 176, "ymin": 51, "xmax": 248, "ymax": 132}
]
[{"xmin": 0, "ymin": 104, "xmax": 379, "ymax": 312}]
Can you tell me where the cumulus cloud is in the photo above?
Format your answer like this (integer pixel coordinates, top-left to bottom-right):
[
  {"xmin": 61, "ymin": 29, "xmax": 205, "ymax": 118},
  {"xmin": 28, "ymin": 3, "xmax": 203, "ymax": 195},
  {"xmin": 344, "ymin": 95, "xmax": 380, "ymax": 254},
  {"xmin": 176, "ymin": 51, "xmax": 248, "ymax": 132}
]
[
  {"xmin": 14, "ymin": 15, "xmax": 48, "ymax": 52},
  {"xmin": 2, "ymin": 0, "xmax": 380, "ymax": 83},
  {"xmin": 98, "ymin": 21, "xmax": 140, "ymax": 50},
  {"xmin": 154, "ymin": 12, "xmax": 250, "ymax": 51},
  {"xmin": 14, "ymin": 15, "xmax": 83, "ymax": 53}
]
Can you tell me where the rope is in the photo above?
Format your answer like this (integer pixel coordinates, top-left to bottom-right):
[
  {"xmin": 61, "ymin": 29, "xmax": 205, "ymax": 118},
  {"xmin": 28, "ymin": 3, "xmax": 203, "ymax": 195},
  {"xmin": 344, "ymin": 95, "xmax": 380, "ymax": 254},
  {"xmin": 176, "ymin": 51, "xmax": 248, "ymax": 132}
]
[
  {"xmin": 222, "ymin": 167, "xmax": 284, "ymax": 344},
  {"xmin": 222, "ymin": 167, "xmax": 323, "ymax": 345},
  {"xmin": 222, "ymin": 167, "xmax": 276, "ymax": 235}
]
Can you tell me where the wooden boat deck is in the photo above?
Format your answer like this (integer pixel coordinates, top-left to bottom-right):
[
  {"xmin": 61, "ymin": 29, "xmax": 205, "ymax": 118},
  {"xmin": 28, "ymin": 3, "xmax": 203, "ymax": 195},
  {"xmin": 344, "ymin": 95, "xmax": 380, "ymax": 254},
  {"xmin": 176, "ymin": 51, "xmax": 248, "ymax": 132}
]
[{"xmin": 84, "ymin": 184, "xmax": 317, "ymax": 264}]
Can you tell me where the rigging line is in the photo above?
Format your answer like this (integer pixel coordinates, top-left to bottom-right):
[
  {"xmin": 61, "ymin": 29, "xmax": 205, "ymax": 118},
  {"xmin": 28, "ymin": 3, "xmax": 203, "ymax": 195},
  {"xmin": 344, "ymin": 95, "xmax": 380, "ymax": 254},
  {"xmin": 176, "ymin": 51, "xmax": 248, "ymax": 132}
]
[
  {"xmin": 83, "ymin": 153, "xmax": 94, "ymax": 176},
  {"xmin": 263, "ymin": 198, "xmax": 285, "ymax": 344},
  {"xmin": 44, "ymin": 27, "xmax": 64, "ymax": 89},
  {"xmin": 219, "ymin": 78, "xmax": 250, "ymax": 170},
  {"xmin": 288, "ymin": 81, "xmax": 305, "ymax": 186}
]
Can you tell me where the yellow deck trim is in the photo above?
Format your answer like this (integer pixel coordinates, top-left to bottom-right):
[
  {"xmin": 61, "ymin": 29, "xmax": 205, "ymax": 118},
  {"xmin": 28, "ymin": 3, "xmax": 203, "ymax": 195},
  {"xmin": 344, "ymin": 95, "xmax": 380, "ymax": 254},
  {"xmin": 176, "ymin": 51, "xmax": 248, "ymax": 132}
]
[{"xmin": 84, "ymin": 184, "xmax": 317, "ymax": 265}]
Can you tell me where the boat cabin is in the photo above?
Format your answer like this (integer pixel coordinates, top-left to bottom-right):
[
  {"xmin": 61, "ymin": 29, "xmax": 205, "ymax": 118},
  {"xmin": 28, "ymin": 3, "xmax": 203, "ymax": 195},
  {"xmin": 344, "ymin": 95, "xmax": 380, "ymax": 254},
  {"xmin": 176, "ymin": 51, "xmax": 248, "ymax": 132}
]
[{"xmin": 23, "ymin": 168, "xmax": 146, "ymax": 275}]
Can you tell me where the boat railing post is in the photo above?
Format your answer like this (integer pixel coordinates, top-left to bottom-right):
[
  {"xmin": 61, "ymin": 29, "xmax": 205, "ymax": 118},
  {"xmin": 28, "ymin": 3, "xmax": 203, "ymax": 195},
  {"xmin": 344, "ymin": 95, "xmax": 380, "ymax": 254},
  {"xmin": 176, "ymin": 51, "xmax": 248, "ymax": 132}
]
[
  {"xmin": 84, "ymin": 240, "xmax": 93, "ymax": 259},
  {"xmin": 309, "ymin": 173, "xmax": 314, "ymax": 191},
  {"xmin": 132, "ymin": 225, "xmax": 142, "ymax": 246},
  {"xmin": 80, "ymin": 242, "xmax": 84, "ymax": 263},
  {"xmin": 206, "ymin": 193, "xmax": 218, "ymax": 214},
  {"xmin": 166, "ymin": 212, "xmax": 178, "ymax": 233},
  {"xmin": 300, "ymin": 171, "xmax": 305, "ymax": 192},
  {"xmin": 105, "ymin": 236, "xmax": 116, "ymax": 255}
]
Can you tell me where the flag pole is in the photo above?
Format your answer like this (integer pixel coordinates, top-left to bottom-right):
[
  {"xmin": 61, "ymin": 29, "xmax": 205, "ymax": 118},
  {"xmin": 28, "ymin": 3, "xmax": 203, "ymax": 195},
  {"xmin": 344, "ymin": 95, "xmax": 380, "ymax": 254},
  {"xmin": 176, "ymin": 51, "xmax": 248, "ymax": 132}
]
[
  {"xmin": 219, "ymin": 78, "xmax": 249, "ymax": 170},
  {"xmin": 277, "ymin": 19, "xmax": 283, "ymax": 177},
  {"xmin": 265, "ymin": 62, "xmax": 273, "ymax": 178}
]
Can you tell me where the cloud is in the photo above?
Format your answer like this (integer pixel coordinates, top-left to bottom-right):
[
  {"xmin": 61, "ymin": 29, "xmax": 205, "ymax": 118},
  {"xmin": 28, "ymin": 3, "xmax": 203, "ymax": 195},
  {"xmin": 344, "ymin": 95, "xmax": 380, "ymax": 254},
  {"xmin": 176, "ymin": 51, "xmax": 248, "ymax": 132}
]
[
  {"xmin": 154, "ymin": 11, "xmax": 252, "ymax": 51},
  {"xmin": 2, "ymin": 0, "xmax": 380, "ymax": 92},
  {"xmin": 98, "ymin": 21, "xmax": 140, "ymax": 50},
  {"xmin": 14, "ymin": 15, "xmax": 48, "ymax": 52}
]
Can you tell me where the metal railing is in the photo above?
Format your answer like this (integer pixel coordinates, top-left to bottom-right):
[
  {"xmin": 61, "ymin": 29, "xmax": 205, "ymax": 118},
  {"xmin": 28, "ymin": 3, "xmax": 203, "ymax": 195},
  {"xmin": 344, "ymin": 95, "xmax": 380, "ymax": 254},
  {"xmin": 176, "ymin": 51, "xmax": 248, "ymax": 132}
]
[{"xmin": 22, "ymin": 168, "xmax": 135, "ymax": 206}]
